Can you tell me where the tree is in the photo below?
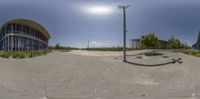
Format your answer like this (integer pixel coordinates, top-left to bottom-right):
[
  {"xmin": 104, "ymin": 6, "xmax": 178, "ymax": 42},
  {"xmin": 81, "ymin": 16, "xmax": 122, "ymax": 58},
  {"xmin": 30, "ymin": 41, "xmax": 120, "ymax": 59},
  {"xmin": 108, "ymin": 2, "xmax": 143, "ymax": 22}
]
[
  {"xmin": 168, "ymin": 36, "xmax": 182, "ymax": 49},
  {"xmin": 175, "ymin": 39, "xmax": 181, "ymax": 48},
  {"xmin": 55, "ymin": 43, "xmax": 60, "ymax": 49},
  {"xmin": 168, "ymin": 36, "xmax": 175, "ymax": 49},
  {"xmin": 183, "ymin": 42, "xmax": 191, "ymax": 49},
  {"xmin": 48, "ymin": 45, "xmax": 55, "ymax": 49},
  {"xmin": 141, "ymin": 33, "xmax": 158, "ymax": 49},
  {"xmin": 141, "ymin": 33, "xmax": 159, "ymax": 54}
]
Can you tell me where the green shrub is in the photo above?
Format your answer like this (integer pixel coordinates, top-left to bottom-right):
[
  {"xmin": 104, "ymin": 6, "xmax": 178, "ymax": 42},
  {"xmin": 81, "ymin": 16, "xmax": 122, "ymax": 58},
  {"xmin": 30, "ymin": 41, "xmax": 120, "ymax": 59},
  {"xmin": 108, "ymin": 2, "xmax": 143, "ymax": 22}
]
[
  {"xmin": 182, "ymin": 49, "xmax": 200, "ymax": 57},
  {"xmin": 28, "ymin": 52, "xmax": 37, "ymax": 57},
  {"xmin": 197, "ymin": 51, "xmax": 200, "ymax": 53},
  {"xmin": 183, "ymin": 50, "xmax": 190, "ymax": 54},
  {"xmin": 29, "ymin": 53, "xmax": 34, "ymax": 58},
  {"xmin": 19, "ymin": 52, "xmax": 26, "ymax": 58},
  {"xmin": 12, "ymin": 52, "xmax": 20, "ymax": 58},
  {"xmin": 195, "ymin": 53, "xmax": 200, "ymax": 57},
  {"xmin": 191, "ymin": 51, "xmax": 197, "ymax": 55},
  {"xmin": 28, "ymin": 50, "xmax": 51, "ymax": 58},
  {"xmin": 1, "ymin": 52, "xmax": 11, "ymax": 58},
  {"xmin": 12, "ymin": 52, "xmax": 26, "ymax": 59},
  {"xmin": 0, "ymin": 50, "xmax": 52, "ymax": 58}
]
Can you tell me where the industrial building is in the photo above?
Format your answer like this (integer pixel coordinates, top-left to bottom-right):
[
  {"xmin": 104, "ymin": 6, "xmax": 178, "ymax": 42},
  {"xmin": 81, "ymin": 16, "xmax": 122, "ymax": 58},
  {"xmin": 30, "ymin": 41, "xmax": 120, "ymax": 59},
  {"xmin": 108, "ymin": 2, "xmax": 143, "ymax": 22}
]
[
  {"xmin": 130, "ymin": 39, "xmax": 141, "ymax": 49},
  {"xmin": 0, "ymin": 19, "xmax": 50, "ymax": 51},
  {"xmin": 130, "ymin": 39, "xmax": 169, "ymax": 49}
]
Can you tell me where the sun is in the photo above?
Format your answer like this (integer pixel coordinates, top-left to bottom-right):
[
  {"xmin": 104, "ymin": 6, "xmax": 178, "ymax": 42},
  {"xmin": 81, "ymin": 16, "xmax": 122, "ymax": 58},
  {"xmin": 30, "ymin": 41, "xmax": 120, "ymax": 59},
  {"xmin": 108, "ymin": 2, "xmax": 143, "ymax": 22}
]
[{"xmin": 86, "ymin": 6, "xmax": 113, "ymax": 15}]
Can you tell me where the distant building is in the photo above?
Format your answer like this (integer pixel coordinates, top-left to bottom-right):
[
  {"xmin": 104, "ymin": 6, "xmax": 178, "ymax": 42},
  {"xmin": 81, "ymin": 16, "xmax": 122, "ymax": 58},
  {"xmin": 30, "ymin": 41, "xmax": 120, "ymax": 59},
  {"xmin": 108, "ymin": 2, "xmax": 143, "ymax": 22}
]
[
  {"xmin": 130, "ymin": 39, "xmax": 141, "ymax": 49},
  {"xmin": 130, "ymin": 39, "xmax": 169, "ymax": 49},
  {"xmin": 192, "ymin": 32, "xmax": 200, "ymax": 50},
  {"xmin": 158, "ymin": 40, "xmax": 169, "ymax": 49},
  {"xmin": 0, "ymin": 19, "xmax": 51, "ymax": 51}
]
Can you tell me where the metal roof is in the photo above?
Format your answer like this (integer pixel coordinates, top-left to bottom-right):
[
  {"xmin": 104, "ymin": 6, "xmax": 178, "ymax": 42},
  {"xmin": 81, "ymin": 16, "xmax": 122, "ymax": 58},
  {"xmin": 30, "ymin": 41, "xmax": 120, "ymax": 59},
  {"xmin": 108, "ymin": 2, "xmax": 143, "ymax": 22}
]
[{"xmin": 0, "ymin": 19, "xmax": 51, "ymax": 39}]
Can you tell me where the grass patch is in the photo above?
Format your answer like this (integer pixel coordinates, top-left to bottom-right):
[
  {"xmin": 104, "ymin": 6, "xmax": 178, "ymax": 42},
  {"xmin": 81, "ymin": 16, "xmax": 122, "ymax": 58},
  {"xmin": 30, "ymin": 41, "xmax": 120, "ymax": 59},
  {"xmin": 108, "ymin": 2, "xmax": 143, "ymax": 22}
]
[{"xmin": 182, "ymin": 49, "xmax": 200, "ymax": 57}]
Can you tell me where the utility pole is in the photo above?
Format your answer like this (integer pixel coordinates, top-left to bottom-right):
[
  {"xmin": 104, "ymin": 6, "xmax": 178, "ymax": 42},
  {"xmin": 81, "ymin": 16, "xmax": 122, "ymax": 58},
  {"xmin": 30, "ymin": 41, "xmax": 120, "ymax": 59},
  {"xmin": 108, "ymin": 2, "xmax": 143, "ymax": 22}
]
[{"xmin": 118, "ymin": 5, "xmax": 130, "ymax": 62}]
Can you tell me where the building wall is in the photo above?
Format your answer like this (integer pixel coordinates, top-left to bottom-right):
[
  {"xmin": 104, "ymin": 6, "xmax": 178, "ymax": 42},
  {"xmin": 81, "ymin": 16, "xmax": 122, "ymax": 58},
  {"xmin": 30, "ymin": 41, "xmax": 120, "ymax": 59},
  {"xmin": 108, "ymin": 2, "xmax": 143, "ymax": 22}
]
[
  {"xmin": 158, "ymin": 40, "xmax": 169, "ymax": 49},
  {"xmin": 0, "ymin": 20, "xmax": 50, "ymax": 51},
  {"xmin": 192, "ymin": 32, "xmax": 200, "ymax": 50},
  {"xmin": 130, "ymin": 39, "xmax": 140, "ymax": 49},
  {"xmin": 193, "ymin": 42, "xmax": 200, "ymax": 50},
  {"xmin": 130, "ymin": 39, "xmax": 169, "ymax": 49}
]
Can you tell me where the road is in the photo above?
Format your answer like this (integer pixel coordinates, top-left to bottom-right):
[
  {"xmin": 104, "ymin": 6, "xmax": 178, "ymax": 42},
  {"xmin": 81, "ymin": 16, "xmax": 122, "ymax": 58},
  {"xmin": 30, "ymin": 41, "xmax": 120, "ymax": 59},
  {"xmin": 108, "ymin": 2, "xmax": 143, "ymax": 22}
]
[{"xmin": 0, "ymin": 50, "xmax": 199, "ymax": 99}]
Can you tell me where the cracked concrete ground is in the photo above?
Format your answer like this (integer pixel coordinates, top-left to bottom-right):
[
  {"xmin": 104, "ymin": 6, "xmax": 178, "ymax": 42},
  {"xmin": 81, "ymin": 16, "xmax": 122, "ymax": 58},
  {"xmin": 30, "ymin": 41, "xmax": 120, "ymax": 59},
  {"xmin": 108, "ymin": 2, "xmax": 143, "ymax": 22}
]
[{"xmin": 0, "ymin": 50, "xmax": 199, "ymax": 99}]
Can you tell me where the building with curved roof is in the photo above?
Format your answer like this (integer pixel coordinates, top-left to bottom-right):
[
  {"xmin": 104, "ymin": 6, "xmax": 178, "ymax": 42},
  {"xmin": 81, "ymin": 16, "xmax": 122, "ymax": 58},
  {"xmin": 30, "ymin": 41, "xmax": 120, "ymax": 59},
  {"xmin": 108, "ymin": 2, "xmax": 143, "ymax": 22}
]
[
  {"xmin": 0, "ymin": 19, "xmax": 50, "ymax": 51},
  {"xmin": 192, "ymin": 32, "xmax": 200, "ymax": 50}
]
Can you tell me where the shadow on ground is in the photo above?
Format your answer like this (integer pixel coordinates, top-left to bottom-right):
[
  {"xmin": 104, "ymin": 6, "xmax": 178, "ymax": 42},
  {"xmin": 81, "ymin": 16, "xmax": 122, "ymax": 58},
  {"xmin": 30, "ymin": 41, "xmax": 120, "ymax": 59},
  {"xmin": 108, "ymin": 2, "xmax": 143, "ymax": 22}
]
[
  {"xmin": 144, "ymin": 52, "xmax": 163, "ymax": 56},
  {"xmin": 126, "ymin": 51, "xmax": 163, "ymax": 57},
  {"xmin": 125, "ymin": 58, "xmax": 183, "ymax": 67}
]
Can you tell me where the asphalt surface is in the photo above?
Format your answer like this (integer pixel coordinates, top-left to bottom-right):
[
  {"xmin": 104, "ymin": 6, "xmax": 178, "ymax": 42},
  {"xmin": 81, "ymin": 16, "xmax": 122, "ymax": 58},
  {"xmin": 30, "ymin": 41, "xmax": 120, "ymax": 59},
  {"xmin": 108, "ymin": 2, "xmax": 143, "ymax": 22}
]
[{"xmin": 0, "ymin": 50, "xmax": 199, "ymax": 99}]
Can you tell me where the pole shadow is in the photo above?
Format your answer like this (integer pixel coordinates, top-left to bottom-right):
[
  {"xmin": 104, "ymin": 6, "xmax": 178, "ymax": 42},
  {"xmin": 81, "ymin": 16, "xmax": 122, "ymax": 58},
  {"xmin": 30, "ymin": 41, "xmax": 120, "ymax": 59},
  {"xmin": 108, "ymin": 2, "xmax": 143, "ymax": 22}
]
[{"xmin": 125, "ymin": 58, "xmax": 182, "ymax": 67}]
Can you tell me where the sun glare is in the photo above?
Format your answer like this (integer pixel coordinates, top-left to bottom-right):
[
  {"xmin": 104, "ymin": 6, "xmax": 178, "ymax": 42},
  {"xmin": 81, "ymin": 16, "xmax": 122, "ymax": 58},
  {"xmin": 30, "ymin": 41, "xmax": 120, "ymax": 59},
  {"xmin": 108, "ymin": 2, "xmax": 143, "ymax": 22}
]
[{"xmin": 86, "ymin": 6, "xmax": 113, "ymax": 15}]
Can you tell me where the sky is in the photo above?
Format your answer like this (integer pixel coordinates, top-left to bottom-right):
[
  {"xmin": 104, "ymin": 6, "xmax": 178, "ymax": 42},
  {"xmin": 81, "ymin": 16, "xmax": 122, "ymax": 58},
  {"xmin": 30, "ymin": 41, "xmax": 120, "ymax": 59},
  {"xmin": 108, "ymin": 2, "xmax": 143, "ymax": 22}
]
[{"xmin": 0, "ymin": 0, "xmax": 200, "ymax": 48}]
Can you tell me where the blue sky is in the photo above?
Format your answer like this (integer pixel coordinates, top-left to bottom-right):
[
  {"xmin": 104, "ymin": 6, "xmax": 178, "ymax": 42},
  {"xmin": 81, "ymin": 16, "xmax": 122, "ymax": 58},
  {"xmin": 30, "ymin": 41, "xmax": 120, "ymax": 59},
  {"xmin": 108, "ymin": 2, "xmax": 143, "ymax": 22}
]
[{"xmin": 0, "ymin": 0, "xmax": 200, "ymax": 48}]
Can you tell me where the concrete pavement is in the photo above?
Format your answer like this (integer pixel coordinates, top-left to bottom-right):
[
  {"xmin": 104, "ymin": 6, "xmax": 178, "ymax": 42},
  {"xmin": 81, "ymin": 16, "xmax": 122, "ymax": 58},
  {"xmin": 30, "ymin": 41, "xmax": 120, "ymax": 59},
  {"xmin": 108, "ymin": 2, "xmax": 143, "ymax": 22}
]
[{"xmin": 0, "ymin": 50, "xmax": 199, "ymax": 99}]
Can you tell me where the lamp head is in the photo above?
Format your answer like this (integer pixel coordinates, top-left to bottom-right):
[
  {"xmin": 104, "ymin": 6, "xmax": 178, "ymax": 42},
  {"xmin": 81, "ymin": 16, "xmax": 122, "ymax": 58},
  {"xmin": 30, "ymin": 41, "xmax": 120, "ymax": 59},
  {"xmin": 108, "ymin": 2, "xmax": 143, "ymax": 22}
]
[{"xmin": 118, "ymin": 5, "xmax": 131, "ymax": 9}]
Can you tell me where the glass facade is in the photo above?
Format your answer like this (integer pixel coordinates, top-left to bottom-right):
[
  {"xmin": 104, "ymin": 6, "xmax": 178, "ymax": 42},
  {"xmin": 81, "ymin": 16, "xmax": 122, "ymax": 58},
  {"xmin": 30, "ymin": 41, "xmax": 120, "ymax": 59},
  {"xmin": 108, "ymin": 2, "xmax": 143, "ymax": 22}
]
[
  {"xmin": 192, "ymin": 32, "xmax": 200, "ymax": 50},
  {"xmin": 0, "ymin": 21, "xmax": 50, "ymax": 51}
]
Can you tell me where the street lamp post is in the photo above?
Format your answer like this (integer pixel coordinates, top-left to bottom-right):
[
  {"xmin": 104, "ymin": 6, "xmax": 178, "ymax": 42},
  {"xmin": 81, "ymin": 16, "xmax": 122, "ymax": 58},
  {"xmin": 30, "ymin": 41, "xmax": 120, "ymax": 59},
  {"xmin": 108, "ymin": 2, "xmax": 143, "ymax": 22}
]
[{"xmin": 118, "ymin": 5, "xmax": 130, "ymax": 62}]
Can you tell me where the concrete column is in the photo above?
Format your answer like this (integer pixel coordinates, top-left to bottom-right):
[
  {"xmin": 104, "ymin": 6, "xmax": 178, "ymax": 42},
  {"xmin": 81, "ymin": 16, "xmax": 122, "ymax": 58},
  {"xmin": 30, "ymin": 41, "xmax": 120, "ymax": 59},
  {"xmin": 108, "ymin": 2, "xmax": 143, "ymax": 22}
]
[
  {"xmin": 11, "ymin": 36, "xmax": 13, "ymax": 51},
  {"xmin": 5, "ymin": 25, "xmax": 8, "ymax": 51},
  {"xmin": 11, "ymin": 24, "xmax": 14, "ymax": 51},
  {"xmin": 8, "ymin": 25, "xmax": 11, "ymax": 51},
  {"xmin": 3, "ymin": 26, "xmax": 5, "ymax": 51},
  {"xmin": 8, "ymin": 36, "xmax": 9, "ymax": 51}
]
